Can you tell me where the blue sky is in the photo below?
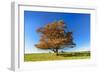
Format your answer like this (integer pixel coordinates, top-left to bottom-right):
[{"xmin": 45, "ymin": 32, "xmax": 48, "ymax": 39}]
[{"xmin": 24, "ymin": 11, "xmax": 90, "ymax": 53}]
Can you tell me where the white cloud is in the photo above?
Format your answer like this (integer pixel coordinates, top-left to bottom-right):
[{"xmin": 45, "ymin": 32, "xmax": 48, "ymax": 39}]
[{"xmin": 25, "ymin": 46, "xmax": 49, "ymax": 53}]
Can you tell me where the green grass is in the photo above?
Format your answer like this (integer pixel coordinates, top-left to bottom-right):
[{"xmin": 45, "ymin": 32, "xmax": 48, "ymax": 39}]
[{"xmin": 24, "ymin": 51, "xmax": 90, "ymax": 62}]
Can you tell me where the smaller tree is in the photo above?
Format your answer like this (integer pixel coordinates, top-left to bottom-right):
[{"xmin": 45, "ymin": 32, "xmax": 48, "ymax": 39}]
[{"xmin": 35, "ymin": 20, "xmax": 76, "ymax": 55}]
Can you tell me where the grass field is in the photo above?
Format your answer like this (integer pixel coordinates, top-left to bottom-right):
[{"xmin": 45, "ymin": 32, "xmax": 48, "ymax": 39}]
[{"xmin": 24, "ymin": 51, "xmax": 90, "ymax": 62}]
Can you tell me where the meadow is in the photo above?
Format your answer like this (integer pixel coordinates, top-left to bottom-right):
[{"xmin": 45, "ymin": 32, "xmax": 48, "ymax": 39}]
[{"xmin": 24, "ymin": 51, "xmax": 90, "ymax": 62}]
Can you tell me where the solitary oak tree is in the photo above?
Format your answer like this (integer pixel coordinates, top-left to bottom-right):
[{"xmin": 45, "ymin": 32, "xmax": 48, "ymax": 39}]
[{"xmin": 35, "ymin": 20, "xmax": 76, "ymax": 55}]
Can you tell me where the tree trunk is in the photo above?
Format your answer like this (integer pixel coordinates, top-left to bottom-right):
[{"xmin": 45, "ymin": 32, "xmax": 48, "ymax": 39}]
[
  {"xmin": 52, "ymin": 49, "xmax": 59, "ymax": 56},
  {"xmin": 55, "ymin": 49, "xmax": 58, "ymax": 56}
]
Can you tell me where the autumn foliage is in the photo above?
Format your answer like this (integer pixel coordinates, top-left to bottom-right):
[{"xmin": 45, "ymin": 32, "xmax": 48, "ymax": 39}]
[{"xmin": 35, "ymin": 20, "xmax": 76, "ymax": 55}]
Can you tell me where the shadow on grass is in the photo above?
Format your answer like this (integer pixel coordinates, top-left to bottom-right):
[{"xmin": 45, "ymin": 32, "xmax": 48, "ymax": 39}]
[{"xmin": 57, "ymin": 52, "xmax": 90, "ymax": 57}]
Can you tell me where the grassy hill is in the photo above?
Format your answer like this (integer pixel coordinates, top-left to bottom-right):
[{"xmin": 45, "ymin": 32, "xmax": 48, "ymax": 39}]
[{"xmin": 24, "ymin": 51, "xmax": 90, "ymax": 62}]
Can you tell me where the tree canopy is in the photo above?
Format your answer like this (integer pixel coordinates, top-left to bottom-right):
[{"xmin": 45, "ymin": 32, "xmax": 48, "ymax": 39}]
[{"xmin": 35, "ymin": 20, "xmax": 76, "ymax": 55}]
